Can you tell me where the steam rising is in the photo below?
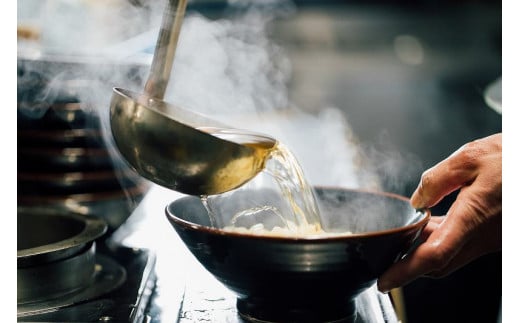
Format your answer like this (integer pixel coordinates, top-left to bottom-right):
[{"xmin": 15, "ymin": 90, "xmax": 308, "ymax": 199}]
[
  {"xmin": 357, "ymin": 130, "xmax": 423, "ymax": 195},
  {"xmin": 18, "ymin": 0, "xmax": 418, "ymax": 203},
  {"xmin": 165, "ymin": 6, "xmax": 294, "ymax": 117}
]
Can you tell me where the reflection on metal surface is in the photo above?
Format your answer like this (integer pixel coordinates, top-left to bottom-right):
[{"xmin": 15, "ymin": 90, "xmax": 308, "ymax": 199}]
[
  {"xmin": 176, "ymin": 262, "xmax": 399, "ymax": 323},
  {"xmin": 110, "ymin": 88, "xmax": 277, "ymax": 196},
  {"xmin": 389, "ymin": 287, "xmax": 407, "ymax": 323},
  {"xmin": 18, "ymin": 253, "xmax": 126, "ymax": 317},
  {"xmin": 18, "ymin": 245, "xmax": 157, "ymax": 323}
]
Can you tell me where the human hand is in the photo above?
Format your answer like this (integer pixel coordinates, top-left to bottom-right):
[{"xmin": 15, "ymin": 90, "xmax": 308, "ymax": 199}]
[{"xmin": 377, "ymin": 133, "xmax": 502, "ymax": 293}]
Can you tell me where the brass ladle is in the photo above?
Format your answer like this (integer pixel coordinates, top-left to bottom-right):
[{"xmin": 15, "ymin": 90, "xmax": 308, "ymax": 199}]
[{"xmin": 109, "ymin": 0, "xmax": 277, "ymax": 196}]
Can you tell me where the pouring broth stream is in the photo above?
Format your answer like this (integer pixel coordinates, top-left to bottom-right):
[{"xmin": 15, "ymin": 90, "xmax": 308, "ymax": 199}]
[{"xmin": 198, "ymin": 127, "xmax": 333, "ymax": 237}]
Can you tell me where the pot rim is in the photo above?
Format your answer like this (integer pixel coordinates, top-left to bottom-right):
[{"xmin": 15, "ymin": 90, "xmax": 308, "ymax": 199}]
[{"xmin": 17, "ymin": 211, "xmax": 107, "ymax": 267}]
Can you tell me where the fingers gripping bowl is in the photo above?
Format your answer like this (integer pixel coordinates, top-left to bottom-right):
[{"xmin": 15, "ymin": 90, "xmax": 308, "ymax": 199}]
[{"xmin": 165, "ymin": 187, "xmax": 430, "ymax": 322}]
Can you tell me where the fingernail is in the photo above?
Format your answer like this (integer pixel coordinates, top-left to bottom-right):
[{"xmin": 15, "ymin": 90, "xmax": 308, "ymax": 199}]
[{"xmin": 410, "ymin": 191, "xmax": 423, "ymax": 209}]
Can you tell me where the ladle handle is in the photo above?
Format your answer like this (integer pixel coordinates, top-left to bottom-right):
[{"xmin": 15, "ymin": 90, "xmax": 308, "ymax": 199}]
[{"xmin": 144, "ymin": 0, "xmax": 188, "ymax": 100}]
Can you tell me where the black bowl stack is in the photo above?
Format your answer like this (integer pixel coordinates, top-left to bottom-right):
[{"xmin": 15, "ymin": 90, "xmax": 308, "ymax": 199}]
[{"xmin": 17, "ymin": 57, "xmax": 150, "ymax": 232}]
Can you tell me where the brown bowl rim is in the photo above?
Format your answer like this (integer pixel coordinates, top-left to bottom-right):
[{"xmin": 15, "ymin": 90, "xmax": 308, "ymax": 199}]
[{"xmin": 165, "ymin": 186, "xmax": 431, "ymax": 242}]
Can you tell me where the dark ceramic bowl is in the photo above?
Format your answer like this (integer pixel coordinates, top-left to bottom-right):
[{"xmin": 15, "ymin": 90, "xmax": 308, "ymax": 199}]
[{"xmin": 165, "ymin": 187, "xmax": 430, "ymax": 323}]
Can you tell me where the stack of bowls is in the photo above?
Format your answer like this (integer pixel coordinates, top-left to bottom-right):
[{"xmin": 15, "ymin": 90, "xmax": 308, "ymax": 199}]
[{"xmin": 17, "ymin": 59, "xmax": 150, "ymax": 232}]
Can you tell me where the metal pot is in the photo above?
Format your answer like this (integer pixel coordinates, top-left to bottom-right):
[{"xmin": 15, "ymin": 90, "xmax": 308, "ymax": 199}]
[{"xmin": 17, "ymin": 210, "xmax": 107, "ymax": 304}]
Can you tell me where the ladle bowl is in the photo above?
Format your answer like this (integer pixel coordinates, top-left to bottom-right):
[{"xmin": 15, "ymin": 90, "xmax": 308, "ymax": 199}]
[
  {"xmin": 109, "ymin": 87, "xmax": 277, "ymax": 196},
  {"xmin": 109, "ymin": 0, "xmax": 277, "ymax": 196}
]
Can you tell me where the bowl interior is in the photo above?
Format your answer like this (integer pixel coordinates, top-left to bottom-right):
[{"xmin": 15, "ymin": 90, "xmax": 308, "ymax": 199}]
[{"xmin": 167, "ymin": 187, "xmax": 426, "ymax": 236}]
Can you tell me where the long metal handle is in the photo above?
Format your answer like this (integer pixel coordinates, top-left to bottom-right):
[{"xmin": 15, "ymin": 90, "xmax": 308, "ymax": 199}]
[{"xmin": 144, "ymin": 0, "xmax": 188, "ymax": 100}]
